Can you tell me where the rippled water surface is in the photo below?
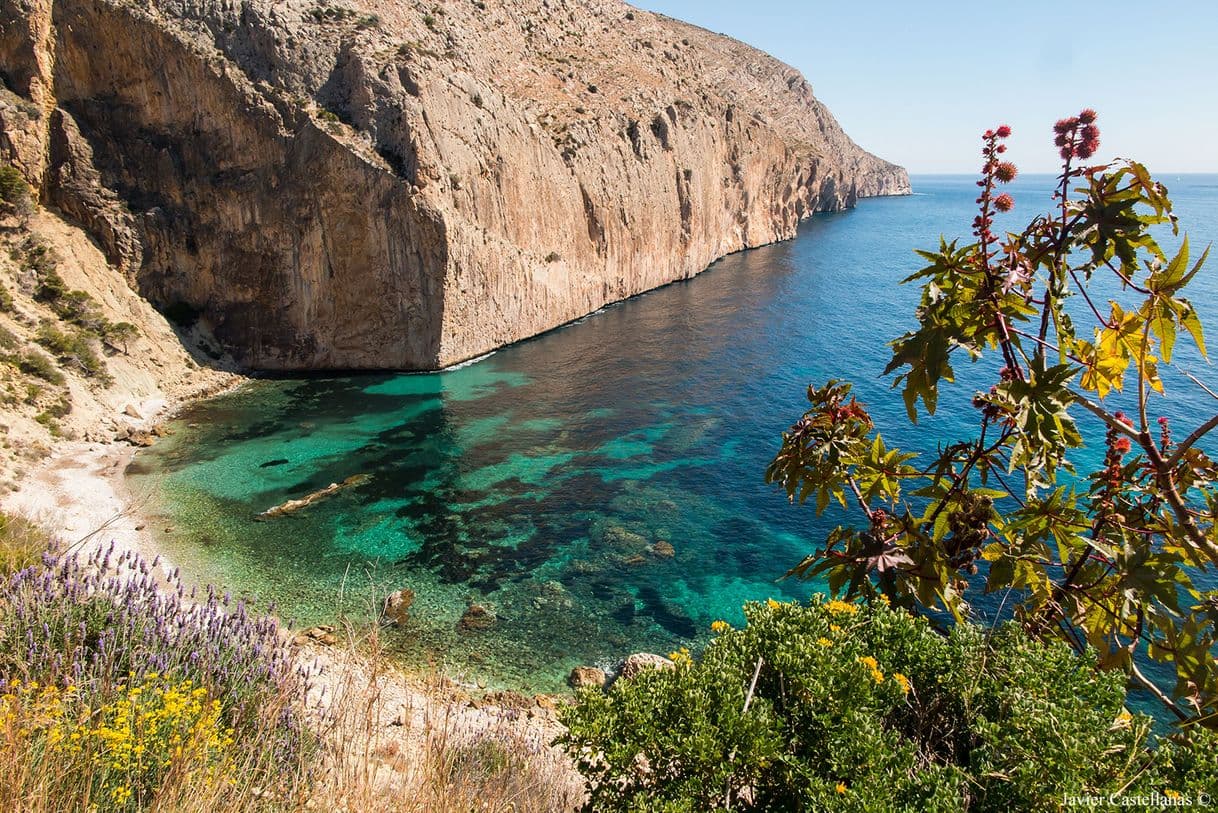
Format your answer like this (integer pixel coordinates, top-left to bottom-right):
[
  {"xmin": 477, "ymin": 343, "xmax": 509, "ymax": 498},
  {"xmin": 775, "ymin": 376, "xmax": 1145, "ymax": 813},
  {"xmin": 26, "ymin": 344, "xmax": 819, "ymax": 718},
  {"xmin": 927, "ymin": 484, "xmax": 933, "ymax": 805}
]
[{"xmin": 129, "ymin": 174, "xmax": 1218, "ymax": 691}]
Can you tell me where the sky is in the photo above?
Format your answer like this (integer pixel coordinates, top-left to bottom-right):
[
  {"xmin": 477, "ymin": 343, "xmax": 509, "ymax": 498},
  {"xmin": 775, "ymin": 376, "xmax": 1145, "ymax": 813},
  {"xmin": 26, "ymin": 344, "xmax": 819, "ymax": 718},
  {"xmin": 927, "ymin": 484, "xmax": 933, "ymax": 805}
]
[{"xmin": 630, "ymin": 0, "xmax": 1218, "ymax": 174}]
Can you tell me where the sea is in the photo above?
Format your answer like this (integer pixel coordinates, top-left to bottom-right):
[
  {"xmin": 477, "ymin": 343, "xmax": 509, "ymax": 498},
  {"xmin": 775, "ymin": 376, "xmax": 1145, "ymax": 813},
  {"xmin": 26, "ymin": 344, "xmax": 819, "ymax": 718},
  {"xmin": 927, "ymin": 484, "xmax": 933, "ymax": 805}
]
[{"xmin": 127, "ymin": 173, "xmax": 1218, "ymax": 693}]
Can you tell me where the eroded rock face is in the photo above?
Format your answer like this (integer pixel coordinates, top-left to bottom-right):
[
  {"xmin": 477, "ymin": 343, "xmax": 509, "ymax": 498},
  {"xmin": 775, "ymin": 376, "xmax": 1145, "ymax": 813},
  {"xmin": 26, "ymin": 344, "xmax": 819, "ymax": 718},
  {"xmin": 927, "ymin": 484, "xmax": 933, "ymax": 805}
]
[{"xmin": 0, "ymin": 0, "xmax": 909, "ymax": 370}]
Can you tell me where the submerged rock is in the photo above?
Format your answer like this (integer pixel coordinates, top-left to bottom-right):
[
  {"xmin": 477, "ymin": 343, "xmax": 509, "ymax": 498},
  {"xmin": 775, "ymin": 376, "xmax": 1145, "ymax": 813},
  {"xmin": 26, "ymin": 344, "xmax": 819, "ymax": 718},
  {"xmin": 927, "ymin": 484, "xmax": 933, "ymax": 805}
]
[
  {"xmin": 457, "ymin": 603, "xmax": 497, "ymax": 632},
  {"xmin": 598, "ymin": 524, "xmax": 650, "ymax": 553},
  {"xmin": 568, "ymin": 666, "xmax": 607, "ymax": 689},
  {"xmin": 382, "ymin": 588, "xmax": 415, "ymax": 627},
  {"xmin": 254, "ymin": 473, "xmax": 370, "ymax": 520},
  {"xmin": 650, "ymin": 540, "xmax": 676, "ymax": 558},
  {"xmin": 292, "ymin": 625, "xmax": 339, "ymax": 647},
  {"xmin": 619, "ymin": 652, "xmax": 675, "ymax": 679}
]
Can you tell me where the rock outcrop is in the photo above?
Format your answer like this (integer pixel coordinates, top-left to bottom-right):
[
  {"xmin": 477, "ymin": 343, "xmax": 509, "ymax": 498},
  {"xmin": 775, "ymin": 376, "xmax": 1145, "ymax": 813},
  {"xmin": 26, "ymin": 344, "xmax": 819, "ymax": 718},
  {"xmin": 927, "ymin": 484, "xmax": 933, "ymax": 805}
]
[
  {"xmin": 618, "ymin": 652, "xmax": 674, "ymax": 679},
  {"xmin": 0, "ymin": 0, "xmax": 909, "ymax": 371}
]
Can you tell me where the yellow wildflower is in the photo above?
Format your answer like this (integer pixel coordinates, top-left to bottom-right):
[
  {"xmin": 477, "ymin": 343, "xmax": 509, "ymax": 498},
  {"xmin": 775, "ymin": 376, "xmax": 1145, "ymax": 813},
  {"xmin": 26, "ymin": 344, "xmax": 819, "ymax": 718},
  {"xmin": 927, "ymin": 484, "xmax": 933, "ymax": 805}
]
[
  {"xmin": 766, "ymin": 598, "xmax": 781, "ymax": 610},
  {"xmin": 817, "ymin": 637, "xmax": 833, "ymax": 647},
  {"xmin": 825, "ymin": 599, "xmax": 859, "ymax": 616},
  {"xmin": 858, "ymin": 656, "xmax": 884, "ymax": 684},
  {"xmin": 835, "ymin": 782, "xmax": 847, "ymax": 794},
  {"xmin": 892, "ymin": 672, "xmax": 911, "ymax": 694},
  {"xmin": 1164, "ymin": 790, "xmax": 1181, "ymax": 799},
  {"xmin": 711, "ymin": 620, "xmax": 731, "ymax": 634},
  {"xmin": 830, "ymin": 624, "xmax": 841, "ymax": 633}
]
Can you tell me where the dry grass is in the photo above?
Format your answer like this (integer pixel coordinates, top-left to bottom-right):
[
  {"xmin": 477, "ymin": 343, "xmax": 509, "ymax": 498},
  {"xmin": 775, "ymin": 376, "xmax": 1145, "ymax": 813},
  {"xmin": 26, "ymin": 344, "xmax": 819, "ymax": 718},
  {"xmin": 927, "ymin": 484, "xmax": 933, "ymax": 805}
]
[
  {"xmin": 0, "ymin": 508, "xmax": 49, "ymax": 575},
  {"xmin": 303, "ymin": 621, "xmax": 585, "ymax": 812}
]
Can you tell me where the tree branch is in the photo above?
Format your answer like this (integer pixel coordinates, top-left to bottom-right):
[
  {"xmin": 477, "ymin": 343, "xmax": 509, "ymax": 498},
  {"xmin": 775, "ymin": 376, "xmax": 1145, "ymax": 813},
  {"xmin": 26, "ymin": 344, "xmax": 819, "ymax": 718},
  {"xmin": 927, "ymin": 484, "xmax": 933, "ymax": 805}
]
[{"xmin": 1165, "ymin": 413, "xmax": 1218, "ymax": 469}]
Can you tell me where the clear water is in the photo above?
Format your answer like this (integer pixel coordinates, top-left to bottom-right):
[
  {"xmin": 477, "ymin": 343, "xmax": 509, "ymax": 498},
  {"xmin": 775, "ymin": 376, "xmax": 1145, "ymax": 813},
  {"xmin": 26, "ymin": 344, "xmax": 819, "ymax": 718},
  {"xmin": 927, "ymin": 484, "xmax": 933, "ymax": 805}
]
[{"xmin": 128, "ymin": 174, "xmax": 1218, "ymax": 693}]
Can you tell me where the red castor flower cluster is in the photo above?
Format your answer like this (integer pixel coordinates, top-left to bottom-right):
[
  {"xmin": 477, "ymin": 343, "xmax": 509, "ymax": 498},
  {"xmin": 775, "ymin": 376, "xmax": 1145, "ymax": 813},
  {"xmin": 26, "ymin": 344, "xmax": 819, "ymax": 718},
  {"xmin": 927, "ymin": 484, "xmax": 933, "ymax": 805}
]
[
  {"xmin": 974, "ymin": 125, "xmax": 1018, "ymax": 242},
  {"xmin": 1053, "ymin": 110, "xmax": 1101, "ymax": 160}
]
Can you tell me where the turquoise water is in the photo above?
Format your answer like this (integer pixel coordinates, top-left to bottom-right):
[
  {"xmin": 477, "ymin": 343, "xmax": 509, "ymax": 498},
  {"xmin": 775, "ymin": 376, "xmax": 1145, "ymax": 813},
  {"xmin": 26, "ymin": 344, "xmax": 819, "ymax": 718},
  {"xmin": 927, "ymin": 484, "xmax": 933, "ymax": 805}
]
[{"xmin": 129, "ymin": 174, "xmax": 1218, "ymax": 692}]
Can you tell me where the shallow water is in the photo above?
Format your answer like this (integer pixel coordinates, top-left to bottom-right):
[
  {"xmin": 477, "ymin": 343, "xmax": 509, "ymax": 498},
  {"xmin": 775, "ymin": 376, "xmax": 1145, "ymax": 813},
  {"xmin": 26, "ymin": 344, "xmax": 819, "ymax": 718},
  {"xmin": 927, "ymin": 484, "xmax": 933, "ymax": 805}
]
[{"xmin": 129, "ymin": 174, "xmax": 1218, "ymax": 692}]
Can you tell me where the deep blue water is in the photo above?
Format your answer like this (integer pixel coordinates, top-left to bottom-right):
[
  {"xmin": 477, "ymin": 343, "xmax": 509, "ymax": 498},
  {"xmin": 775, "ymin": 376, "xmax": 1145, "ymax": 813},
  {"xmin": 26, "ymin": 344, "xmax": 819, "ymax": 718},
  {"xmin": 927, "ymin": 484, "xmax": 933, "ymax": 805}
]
[{"xmin": 129, "ymin": 174, "xmax": 1218, "ymax": 692}]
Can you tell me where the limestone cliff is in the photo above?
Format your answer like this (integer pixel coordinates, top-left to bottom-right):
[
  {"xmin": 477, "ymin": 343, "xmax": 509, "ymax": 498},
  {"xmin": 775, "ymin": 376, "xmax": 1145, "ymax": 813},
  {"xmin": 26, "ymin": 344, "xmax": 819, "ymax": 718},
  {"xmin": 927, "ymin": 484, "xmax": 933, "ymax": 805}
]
[{"xmin": 0, "ymin": 0, "xmax": 909, "ymax": 370}]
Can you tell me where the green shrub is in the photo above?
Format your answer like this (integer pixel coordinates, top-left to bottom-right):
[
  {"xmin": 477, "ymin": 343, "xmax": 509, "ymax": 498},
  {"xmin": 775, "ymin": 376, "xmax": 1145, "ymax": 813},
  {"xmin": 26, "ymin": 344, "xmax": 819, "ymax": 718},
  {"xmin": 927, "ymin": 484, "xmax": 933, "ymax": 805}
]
[
  {"xmin": 34, "ymin": 409, "xmax": 62, "ymax": 436},
  {"xmin": 0, "ymin": 164, "xmax": 31, "ymax": 215},
  {"xmin": 560, "ymin": 598, "xmax": 1215, "ymax": 811},
  {"xmin": 13, "ymin": 347, "xmax": 65, "ymax": 385},
  {"xmin": 34, "ymin": 322, "xmax": 109, "ymax": 383},
  {"xmin": 100, "ymin": 320, "xmax": 139, "ymax": 353},
  {"xmin": 20, "ymin": 237, "xmax": 58, "ymax": 279},
  {"xmin": 32, "ymin": 264, "xmax": 68, "ymax": 303}
]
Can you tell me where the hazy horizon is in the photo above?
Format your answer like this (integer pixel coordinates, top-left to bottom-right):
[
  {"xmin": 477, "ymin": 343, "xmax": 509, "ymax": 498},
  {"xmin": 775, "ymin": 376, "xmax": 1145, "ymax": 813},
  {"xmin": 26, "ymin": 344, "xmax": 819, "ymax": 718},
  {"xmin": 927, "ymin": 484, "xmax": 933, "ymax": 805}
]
[{"xmin": 632, "ymin": 0, "xmax": 1218, "ymax": 175}]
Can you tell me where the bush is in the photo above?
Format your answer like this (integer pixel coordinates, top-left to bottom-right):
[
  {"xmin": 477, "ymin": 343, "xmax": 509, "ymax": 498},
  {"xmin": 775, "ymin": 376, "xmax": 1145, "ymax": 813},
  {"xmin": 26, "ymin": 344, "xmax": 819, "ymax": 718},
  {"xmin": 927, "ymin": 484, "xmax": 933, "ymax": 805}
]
[
  {"xmin": 13, "ymin": 347, "xmax": 66, "ymax": 385},
  {"xmin": 100, "ymin": 321, "xmax": 139, "ymax": 353},
  {"xmin": 0, "ymin": 546, "xmax": 314, "ymax": 810},
  {"xmin": 35, "ymin": 322, "xmax": 110, "ymax": 383},
  {"xmin": 32, "ymin": 264, "xmax": 68, "ymax": 303},
  {"xmin": 0, "ymin": 164, "xmax": 31, "ymax": 216},
  {"xmin": 560, "ymin": 598, "xmax": 1216, "ymax": 811}
]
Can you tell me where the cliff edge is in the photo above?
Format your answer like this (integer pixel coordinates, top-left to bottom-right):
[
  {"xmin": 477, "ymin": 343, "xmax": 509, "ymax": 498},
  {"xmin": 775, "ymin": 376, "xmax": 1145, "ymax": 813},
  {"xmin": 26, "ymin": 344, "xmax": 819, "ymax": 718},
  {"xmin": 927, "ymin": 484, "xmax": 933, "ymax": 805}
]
[{"xmin": 1, "ymin": 0, "xmax": 909, "ymax": 370}]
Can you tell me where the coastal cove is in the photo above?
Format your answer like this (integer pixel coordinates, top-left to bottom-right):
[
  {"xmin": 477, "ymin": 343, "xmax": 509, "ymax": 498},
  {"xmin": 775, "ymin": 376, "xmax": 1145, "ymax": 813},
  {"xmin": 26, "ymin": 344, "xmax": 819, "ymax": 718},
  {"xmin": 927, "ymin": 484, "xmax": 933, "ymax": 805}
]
[{"xmin": 125, "ymin": 174, "xmax": 1218, "ymax": 694}]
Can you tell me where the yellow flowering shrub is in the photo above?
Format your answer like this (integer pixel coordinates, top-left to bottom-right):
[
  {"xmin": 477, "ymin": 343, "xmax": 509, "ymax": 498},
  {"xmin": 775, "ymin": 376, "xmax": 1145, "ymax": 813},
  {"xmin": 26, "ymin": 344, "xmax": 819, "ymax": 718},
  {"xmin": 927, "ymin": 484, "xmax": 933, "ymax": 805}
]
[
  {"xmin": 562, "ymin": 595, "xmax": 1218, "ymax": 811},
  {"xmin": 857, "ymin": 655, "xmax": 884, "ymax": 684},
  {"xmin": 823, "ymin": 599, "xmax": 859, "ymax": 616},
  {"xmin": 0, "ymin": 675, "xmax": 235, "ymax": 810}
]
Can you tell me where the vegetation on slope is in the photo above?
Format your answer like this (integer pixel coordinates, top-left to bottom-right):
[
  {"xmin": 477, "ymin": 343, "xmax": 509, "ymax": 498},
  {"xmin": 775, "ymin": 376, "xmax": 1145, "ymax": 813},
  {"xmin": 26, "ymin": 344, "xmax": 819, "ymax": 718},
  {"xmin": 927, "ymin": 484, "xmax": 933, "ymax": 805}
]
[{"xmin": 561, "ymin": 598, "xmax": 1217, "ymax": 811}]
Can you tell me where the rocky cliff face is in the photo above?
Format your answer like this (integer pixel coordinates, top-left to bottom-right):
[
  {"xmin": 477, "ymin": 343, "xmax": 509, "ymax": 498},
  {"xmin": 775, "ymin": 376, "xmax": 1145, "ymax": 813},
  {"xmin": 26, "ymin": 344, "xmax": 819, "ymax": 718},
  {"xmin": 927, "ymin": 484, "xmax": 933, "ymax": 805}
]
[{"xmin": 0, "ymin": 0, "xmax": 909, "ymax": 370}]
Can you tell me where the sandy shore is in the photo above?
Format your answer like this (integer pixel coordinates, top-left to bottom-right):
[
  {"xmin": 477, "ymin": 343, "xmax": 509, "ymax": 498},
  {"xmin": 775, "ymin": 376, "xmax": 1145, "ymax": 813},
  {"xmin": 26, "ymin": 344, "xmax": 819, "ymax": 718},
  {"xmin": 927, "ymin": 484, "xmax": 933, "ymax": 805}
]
[
  {"xmin": 2, "ymin": 379, "xmax": 240, "ymax": 562},
  {"xmin": 5, "ymin": 439, "xmax": 151, "ymax": 557}
]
